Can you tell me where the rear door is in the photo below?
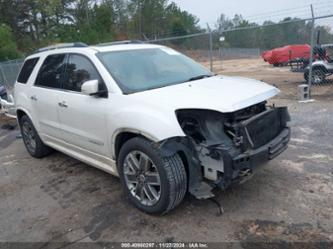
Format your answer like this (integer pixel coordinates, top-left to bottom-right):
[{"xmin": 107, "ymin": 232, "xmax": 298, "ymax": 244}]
[
  {"xmin": 30, "ymin": 54, "xmax": 66, "ymax": 139},
  {"xmin": 57, "ymin": 53, "xmax": 109, "ymax": 156}
]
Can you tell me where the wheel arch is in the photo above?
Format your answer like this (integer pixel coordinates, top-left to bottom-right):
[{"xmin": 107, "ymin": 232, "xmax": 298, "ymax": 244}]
[
  {"xmin": 313, "ymin": 65, "xmax": 328, "ymax": 73},
  {"xmin": 16, "ymin": 108, "xmax": 42, "ymax": 139},
  {"xmin": 112, "ymin": 129, "xmax": 160, "ymax": 160},
  {"xmin": 112, "ymin": 131, "xmax": 191, "ymax": 179},
  {"xmin": 16, "ymin": 108, "xmax": 33, "ymax": 124},
  {"xmin": 304, "ymin": 65, "xmax": 328, "ymax": 81},
  {"xmin": 306, "ymin": 65, "xmax": 329, "ymax": 74}
]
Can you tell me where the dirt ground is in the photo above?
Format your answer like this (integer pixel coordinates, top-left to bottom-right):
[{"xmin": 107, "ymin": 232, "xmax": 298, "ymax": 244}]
[
  {"xmin": 204, "ymin": 58, "xmax": 333, "ymax": 101},
  {"xmin": 0, "ymin": 58, "xmax": 333, "ymax": 247}
]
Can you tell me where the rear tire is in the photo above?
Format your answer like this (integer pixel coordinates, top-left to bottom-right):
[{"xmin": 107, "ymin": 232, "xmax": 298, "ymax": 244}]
[
  {"xmin": 117, "ymin": 137, "xmax": 187, "ymax": 214},
  {"xmin": 19, "ymin": 115, "xmax": 52, "ymax": 158}
]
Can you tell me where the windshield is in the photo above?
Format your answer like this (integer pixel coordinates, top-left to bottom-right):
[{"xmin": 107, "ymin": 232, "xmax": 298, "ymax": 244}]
[{"xmin": 97, "ymin": 47, "xmax": 212, "ymax": 94}]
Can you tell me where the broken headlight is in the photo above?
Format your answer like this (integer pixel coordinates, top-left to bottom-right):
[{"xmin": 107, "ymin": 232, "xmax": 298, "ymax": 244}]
[
  {"xmin": 176, "ymin": 109, "xmax": 231, "ymax": 146},
  {"xmin": 176, "ymin": 109, "xmax": 206, "ymax": 143}
]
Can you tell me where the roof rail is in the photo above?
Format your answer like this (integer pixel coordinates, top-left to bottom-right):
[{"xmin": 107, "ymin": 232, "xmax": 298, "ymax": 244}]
[
  {"xmin": 95, "ymin": 40, "xmax": 145, "ymax": 47},
  {"xmin": 33, "ymin": 42, "xmax": 88, "ymax": 54}
]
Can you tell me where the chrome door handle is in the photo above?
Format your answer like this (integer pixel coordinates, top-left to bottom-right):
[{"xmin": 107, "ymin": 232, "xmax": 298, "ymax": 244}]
[
  {"xmin": 30, "ymin": 95, "xmax": 37, "ymax": 101},
  {"xmin": 58, "ymin": 101, "xmax": 68, "ymax": 108}
]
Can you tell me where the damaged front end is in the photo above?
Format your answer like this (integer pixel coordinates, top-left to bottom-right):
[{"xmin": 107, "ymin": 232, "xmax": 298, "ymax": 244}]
[{"xmin": 160, "ymin": 102, "xmax": 290, "ymax": 199}]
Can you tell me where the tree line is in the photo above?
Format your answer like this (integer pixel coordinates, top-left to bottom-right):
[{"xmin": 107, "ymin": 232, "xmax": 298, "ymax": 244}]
[
  {"xmin": 0, "ymin": 0, "xmax": 201, "ymax": 60},
  {"xmin": 0, "ymin": 0, "xmax": 332, "ymax": 61},
  {"xmin": 215, "ymin": 14, "xmax": 333, "ymax": 50}
]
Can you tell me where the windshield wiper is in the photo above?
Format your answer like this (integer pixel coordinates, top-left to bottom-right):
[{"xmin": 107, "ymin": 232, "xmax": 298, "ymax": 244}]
[{"xmin": 188, "ymin": 74, "xmax": 213, "ymax": 82}]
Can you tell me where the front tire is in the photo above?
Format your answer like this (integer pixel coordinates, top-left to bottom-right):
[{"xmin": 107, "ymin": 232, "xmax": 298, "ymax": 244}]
[
  {"xmin": 304, "ymin": 69, "xmax": 326, "ymax": 84},
  {"xmin": 117, "ymin": 137, "xmax": 187, "ymax": 214},
  {"xmin": 19, "ymin": 115, "xmax": 52, "ymax": 158}
]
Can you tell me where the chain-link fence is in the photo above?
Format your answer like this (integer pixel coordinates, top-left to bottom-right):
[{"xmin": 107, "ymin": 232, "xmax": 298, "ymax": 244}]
[
  {"xmin": 306, "ymin": 15, "xmax": 333, "ymax": 100},
  {"xmin": 151, "ymin": 33, "xmax": 212, "ymax": 70},
  {"xmin": 0, "ymin": 11, "xmax": 332, "ymax": 101},
  {"xmin": 0, "ymin": 59, "xmax": 24, "ymax": 95},
  {"xmin": 215, "ymin": 20, "xmax": 313, "ymax": 100},
  {"xmin": 150, "ymin": 11, "xmax": 333, "ymax": 101}
]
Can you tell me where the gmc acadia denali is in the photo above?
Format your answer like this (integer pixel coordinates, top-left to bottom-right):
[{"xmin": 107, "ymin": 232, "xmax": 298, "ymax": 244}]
[{"xmin": 14, "ymin": 41, "xmax": 290, "ymax": 214}]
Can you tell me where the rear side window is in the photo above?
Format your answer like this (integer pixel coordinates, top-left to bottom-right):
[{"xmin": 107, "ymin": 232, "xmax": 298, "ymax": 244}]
[
  {"xmin": 35, "ymin": 54, "xmax": 66, "ymax": 88},
  {"xmin": 17, "ymin": 58, "xmax": 39, "ymax": 84}
]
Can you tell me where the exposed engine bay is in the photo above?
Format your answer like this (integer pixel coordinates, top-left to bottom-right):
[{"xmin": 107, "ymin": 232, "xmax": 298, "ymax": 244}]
[{"xmin": 161, "ymin": 102, "xmax": 290, "ymax": 199}]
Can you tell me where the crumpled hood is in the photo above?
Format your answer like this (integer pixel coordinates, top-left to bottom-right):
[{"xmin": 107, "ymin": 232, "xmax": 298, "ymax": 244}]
[{"xmin": 130, "ymin": 75, "xmax": 279, "ymax": 113}]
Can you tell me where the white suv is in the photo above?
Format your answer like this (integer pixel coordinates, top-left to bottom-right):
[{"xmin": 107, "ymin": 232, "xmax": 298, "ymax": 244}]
[{"xmin": 14, "ymin": 41, "xmax": 290, "ymax": 214}]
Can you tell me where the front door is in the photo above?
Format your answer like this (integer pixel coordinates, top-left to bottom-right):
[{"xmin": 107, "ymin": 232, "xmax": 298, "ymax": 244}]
[{"xmin": 57, "ymin": 54, "xmax": 109, "ymax": 156}]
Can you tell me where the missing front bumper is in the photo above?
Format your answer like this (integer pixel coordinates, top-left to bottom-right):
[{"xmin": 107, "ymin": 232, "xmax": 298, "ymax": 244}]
[
  {"xmin": 163, "ymin": 106, "xmax": 291, "ymax": 199},
  {"xmin": 232, "ymin": 128, "xmax": 290, "ymax": 172}
]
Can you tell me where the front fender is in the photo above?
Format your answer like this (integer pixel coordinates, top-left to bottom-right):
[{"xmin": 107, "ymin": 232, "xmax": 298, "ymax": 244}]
[{"xmin": 109, "ymin": 107, "xmax": 185, "ymax": 157}]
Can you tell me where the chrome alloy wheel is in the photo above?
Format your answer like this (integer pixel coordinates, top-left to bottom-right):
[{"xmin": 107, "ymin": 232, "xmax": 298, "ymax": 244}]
[
  {"xmin": 313, "ymin": 74, "xmax": 323, "ymax": 84},
  {"xmin": 123, "ymin": 151, "xmax": 161, "ymax": 206},
  {"xmin": 22, "ymin": 121, "xmax": 36, "ymax": 153}
]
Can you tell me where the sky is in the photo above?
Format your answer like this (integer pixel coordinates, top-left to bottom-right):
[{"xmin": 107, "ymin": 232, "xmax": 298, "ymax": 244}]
[{"xmin": 171, "ymin": 0, "xmax": 333, "ymax": 28}]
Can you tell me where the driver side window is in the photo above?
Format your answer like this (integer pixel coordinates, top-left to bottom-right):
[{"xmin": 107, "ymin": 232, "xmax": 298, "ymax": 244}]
[{"xmin": 63, "ymin": 54, "xmax": 105, "ymax": 93}]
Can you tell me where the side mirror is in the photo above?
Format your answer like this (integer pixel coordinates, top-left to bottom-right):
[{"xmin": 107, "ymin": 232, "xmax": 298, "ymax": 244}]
[{"xmin": 81, "ymin": 80, "xmax": 99, "ymax": 95}]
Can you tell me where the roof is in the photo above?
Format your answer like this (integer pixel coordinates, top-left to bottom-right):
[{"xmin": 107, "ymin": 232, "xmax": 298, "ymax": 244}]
[
  {"xmin": 28, "ymin": 41, "xmax": 163, "ymax": 59},
  {"xmin": 90, "ymin": 43, "xmax": 163, "ymax": 52}
]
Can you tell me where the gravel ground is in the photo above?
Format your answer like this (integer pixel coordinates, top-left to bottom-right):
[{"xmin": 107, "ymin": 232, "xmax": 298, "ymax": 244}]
[
  {"xmin": 205, "ymin": 58, "xmax": 333, "ymax": 100},
  {"xmin": 0, "ymin": 58, "xmax": 333, "ymax": 247},
  {"xmin": 0, "ymin": 97, "xmax": 332, "ymax": 246}
]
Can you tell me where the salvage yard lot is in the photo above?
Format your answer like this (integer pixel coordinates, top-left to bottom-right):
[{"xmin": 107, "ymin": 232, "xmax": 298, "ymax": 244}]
[
  {"xmin": 210, "ymin": 58, "xmax": 333, "ymax": 100},
  {"xmin": 0, "ymin": 58, "xmax": 333, "ymax": 244}
]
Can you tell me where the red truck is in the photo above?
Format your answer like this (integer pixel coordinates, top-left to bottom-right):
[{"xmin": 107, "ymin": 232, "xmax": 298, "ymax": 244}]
[{"xmin": 262, "ymin": 44, "xmax": 311, "ymax": 66}]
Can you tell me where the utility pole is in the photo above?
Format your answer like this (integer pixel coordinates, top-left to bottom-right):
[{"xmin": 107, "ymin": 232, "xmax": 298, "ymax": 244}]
[
  {"xmin": 307, "ymin": 4, "xmax": 315, "ymax": 99},
  {"xmin": 207, "ymin": 24, "xmax": 213, "ymax": 72}
]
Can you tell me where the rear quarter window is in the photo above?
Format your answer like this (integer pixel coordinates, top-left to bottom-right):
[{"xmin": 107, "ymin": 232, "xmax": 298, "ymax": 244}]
[{"xmin": 17, "ymin": 58, "xmax": 39, "ymax": 84}]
